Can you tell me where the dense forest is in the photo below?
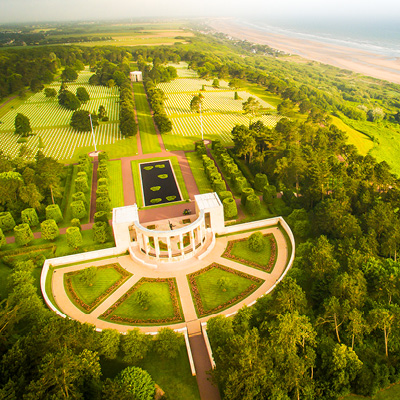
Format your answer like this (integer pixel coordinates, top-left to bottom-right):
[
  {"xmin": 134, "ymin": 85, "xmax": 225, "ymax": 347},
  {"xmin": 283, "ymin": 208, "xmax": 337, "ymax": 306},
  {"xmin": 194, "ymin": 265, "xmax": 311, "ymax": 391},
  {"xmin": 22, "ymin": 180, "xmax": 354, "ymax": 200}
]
[{"xmin": 1, "ymin": 29, "xmax": 400, "ymax": 399}]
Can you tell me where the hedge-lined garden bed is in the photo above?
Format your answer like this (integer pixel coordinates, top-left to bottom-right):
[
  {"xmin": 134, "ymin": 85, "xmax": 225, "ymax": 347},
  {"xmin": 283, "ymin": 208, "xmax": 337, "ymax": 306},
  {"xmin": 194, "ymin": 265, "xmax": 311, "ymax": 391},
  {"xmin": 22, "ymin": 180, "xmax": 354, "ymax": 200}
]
[
  {"xmin": 187, "ymin": 262, "xmax": 263, "ymax": 317},
  {"xmin": 100, "ymin": 277, "xmax": 184, "ymax": 325},
  {"xmin": 64, "ymin": 263, "xmax": 131, "ymax": 313},
  {"xmin": 222, "ymin": 233, "xmax": 277, "ymax": 272}
]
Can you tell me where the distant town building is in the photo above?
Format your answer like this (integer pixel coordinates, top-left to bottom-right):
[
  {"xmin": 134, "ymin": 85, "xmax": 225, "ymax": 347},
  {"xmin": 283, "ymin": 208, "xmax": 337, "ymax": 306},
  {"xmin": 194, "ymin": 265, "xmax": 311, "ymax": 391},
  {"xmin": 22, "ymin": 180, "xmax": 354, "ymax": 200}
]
[{"xmin": 130, "ymin": 71, "xmax": 143, "ymax": 82}]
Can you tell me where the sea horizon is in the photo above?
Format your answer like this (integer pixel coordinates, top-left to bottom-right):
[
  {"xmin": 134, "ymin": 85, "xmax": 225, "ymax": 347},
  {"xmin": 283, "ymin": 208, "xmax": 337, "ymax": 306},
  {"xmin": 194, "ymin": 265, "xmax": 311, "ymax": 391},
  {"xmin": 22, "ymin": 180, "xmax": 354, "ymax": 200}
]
[{"xmin": 238, "ymin": 17, "xmax": 400, "ymax": 58}]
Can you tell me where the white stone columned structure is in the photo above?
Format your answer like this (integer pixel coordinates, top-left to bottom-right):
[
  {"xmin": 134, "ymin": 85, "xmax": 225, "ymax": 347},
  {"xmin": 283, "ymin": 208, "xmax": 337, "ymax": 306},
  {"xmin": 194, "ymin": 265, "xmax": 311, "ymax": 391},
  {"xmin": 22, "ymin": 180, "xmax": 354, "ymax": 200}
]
[
  {"xmin": 112, "ymin": 193, "xmax": 224, "ymax": 264},
  {"xmin": 129, "ymin": 71, "xmax": 143, "ymax": 82}
]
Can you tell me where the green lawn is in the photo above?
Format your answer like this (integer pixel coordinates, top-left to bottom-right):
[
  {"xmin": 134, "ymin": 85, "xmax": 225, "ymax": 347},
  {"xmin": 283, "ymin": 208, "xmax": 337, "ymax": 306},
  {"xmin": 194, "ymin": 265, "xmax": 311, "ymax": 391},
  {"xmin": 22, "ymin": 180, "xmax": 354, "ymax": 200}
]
[
  {"xmin": 241, "ymin": 82, "xmax": 281, "ymax": 107},
  {"xmin": 189, "ymin": 264, "xmax": 263, "ymax": 316},
  {"xmin": 331, "ymin": 115, "xmax": 373, "ymax": 156},
  {"xmin": 229, "ymin": 235, "xmax": 273, "ymax": 268},
  {"xmin": 108, "ymin": 160, "xmax": 124, "ymax": 208},
  {"xmin": 185, "ymin": 151, "xmax": 213, "ymax": 194},
  {"xmin": 131, "ymin": 82, "xmax": 161, "ymax": 154},
  {"xmin": 67, "ymin": 266, "xmax": 125, "ymax": 310},
  {"xmin": 105, "ymin": 279, "xmax": 181, "ymax": 323},
  {"xmin": 101, "ymin": 343, "xmax": 200, "ymax": 400},
  {"xmin": 131, "ymin": 156, "xmax": 189, "ymax": 208},
  {"xmin": 341, "ymin": 382, "xmax": 400, "ymax": 400}
]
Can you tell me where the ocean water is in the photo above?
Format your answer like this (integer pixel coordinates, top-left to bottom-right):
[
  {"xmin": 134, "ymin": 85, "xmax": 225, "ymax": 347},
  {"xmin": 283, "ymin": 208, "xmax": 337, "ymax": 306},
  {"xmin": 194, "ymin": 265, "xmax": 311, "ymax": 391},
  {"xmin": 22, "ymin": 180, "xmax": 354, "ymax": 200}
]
[{"xmin": 240, "ymin": 17, "xmax": 400, "ymax": 58}]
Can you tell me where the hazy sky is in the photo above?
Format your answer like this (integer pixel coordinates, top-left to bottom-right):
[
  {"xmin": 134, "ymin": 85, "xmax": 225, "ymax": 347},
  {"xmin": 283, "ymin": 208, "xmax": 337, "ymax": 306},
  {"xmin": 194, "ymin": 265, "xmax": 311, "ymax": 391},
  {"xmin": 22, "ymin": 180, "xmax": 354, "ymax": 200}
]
[{"xmin": 0, "ymin": 0, "xmax": 399, "ymax": 24}]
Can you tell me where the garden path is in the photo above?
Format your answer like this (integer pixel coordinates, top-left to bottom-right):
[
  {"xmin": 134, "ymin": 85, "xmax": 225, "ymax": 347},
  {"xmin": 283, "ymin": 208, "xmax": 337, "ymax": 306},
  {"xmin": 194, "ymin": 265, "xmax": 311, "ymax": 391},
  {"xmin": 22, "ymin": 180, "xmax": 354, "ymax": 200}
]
[{"xmin": 89, "ymin": 156, "xmax": 99, "ymax": 223}]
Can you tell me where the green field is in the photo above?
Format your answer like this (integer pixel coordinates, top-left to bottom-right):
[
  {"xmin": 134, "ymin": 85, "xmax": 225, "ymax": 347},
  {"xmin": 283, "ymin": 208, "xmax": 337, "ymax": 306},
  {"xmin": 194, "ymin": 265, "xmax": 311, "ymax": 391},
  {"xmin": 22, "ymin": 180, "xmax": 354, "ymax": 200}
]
[
  {"xmin": 342, "ymin": 382, "xmax": 400, "ymax": 400},
  {"xmin": 131, "ymin": 156, "xmax": 189, "ymax": 208},
  {"xmin": 0, "ymin": 68, "xmax": 134, "ymax": 162},
  {"xmin": 108, "ymin": 160, "xmax": 124, "ymax": 208},
  {"xmin": 330, "ymin": 115, "xmax": 373, "ymax": 156},
  {"xmin": 105, "ymin": 280, "xmax": 179, "ymax": 323},
  {"xmin": 228, "ymin": 236, "xmax": 273, "ymax": 267},
  {"xmin": 131, "ymin": 82, "xmax": 161, "ymax": 153},
  {"xmin": 186, "ymin": 151, "xmax": 213, "ymax": 194},
  {"xmin": 66, "ymin": 265, "xmax": 126, "ymax": 312},
  {"xmin": 188, "ymin": 264, "xmax": 263, "ymax": 316}
]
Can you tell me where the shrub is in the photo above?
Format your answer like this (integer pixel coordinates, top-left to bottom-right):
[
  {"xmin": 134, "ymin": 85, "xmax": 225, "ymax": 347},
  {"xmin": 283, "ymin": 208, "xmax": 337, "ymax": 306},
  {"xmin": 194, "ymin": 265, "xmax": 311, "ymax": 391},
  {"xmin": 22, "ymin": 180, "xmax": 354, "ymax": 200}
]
[
  {"xmin": 21, "ymin": 208, "xmax": 39, "ymax": 227},
  {"xmin": 213, "ymin": 179, "xmax": 226, "ymax": 193},
  {"xmin": 246, "ymin": 194, "xmax": 261, "ymax": 215},
  {"xmin": 14, "ymin": 223, "xmax": 34, "ymax": 246},
  {"xmin": 71, "ymin": 200, "xmax": 87, "ymax": 220},
  {"xmin": 45, "ymin": 204, "xmax": 63, "ymax": 223},
  {"xmin": 154, "ymin": 328, "xmax": 183, "ymax": 360},
  {"xmin": 136, "ymin": 290, "xmax": 150, "ymax": 310},
  {"xmin": 263, "ymin": 185, "xmax": 276, "ymax": 205},
  {"xmin": 97, "ymin": 177, "xmax": 108, "ymax": 187},
  {"xmin": 71, "ymin": 218, "xmax": 81, "ymax": 230},
  {"xmin": 248, "ymin": 232, "xmax": 265, "ymax": 252},
  {"xmin": 117, "ymin": 367, "xmax": 155, "ymax": 400},
  {"xmin": 94, "ymin": 211, "xmax": 109, "ymax": 224},
  {"xmin": 97, "ymin": 166, "xmax": 109, "ymax": 180},
  {"xmin": 223, "ymin": 197, "xmax": 237, "ymax": 219},
  {"xmin": 77, "ymin": 171, "xmax": 88, "ymax": 181},
  {"xmin": 66, "ymin": 226, "xmax": 82, "ymax": 249},
  {"xmin": 211, "ymin": 139, "xmax": 221, "ymax": 150},
  {"xmin": 241, "ymin": 187, "xmax": 254, "ymax": 206},
  {"xmin": 235, "ymin": 176, "xmax": 247, "ymax": 193},
  {"xmin": 0, "ymin": 228, "xmax": 6, "ymax": 249},
  {"xmin": 254, "ymin": 173, "xmax": 269, "ymax": 191},
  {"xmin": 218, "ymin": 191, "xmax": 233, "ymax": 202},
  {"xmin": 96, "ymin": 187, "xmax": 110, "ymax": 200},
  {"xmin": 41, "ymin": 219, "xmax": 59, "ymax": 241},
  {"xmin": 0, "ymin": 212, "xmax": 16, "ymax": 232},
  {"xmin": 80, "ymin": 266, "xmax": 97, "ymax": 286},
  {"xmin": 72, "ymin": 191, "xmax": 87, "ymax": 206},
  {"xmin": 93, "ymin": 221, "xmax": 109, "ymax": 243},
  {"xmin": 75, "ymin": 176, "xmax": 89, "ymax": 193},
  {"xmin": 98, "ymin": 151, "xmax": 109, "ymax": 163},
  {"xmin": 96, "ymin": 196, "xmax": 111, "ymax": 213}
]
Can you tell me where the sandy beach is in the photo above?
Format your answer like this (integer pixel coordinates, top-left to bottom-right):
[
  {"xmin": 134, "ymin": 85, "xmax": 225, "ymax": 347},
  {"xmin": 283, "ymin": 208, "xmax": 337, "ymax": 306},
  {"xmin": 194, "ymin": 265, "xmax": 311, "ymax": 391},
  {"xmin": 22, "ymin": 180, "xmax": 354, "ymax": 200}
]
[{"xmin": 207, "ymin": 18, "xmax": 400, "ymax": 85}]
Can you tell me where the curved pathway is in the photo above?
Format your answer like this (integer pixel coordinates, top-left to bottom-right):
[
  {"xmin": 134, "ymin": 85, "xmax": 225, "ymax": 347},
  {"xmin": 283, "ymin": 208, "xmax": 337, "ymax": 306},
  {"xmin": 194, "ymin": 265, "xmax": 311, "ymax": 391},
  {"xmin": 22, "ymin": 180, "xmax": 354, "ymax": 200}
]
[{"xmin": 51, "ymin": 225, "xmax": 288, "ymax": 332}]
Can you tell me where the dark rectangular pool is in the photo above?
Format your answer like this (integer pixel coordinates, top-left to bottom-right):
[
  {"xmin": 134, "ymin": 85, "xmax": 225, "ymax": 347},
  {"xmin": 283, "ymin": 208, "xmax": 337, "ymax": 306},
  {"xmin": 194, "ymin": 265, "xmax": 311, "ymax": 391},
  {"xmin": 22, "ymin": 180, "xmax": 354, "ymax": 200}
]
[{"xmin": 139, "ymin": 160, "xmax": 182, "ymax": 206}]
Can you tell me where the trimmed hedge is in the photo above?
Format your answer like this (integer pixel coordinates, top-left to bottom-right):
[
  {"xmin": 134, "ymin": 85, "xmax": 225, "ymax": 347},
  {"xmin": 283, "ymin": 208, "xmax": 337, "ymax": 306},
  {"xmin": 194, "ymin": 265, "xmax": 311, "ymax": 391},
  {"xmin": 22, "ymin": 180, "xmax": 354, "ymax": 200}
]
[
  {"xmin": 45, "ymin": 204, "xmax": 63, "ymax": 223},
  {"xmin": 93, "ymin": 221, "xmax": 109, "ymax": 244},
  {"xmin": 21, "ymin": 208, "xmax": 39, "ymax": 227},
  {"xmin": 0, "ymin": 212, "xmax": 16, "ymax": 232},
  {"xmin": 263, "ymin": 185, "xmax": 276, "ymax": 204},
  {"xmin": 71, "ymin": 200, "xmax": 87, "ymax": 220},
  {"xmin": 72, "ymin": 191, "xmax": 87, "ymax": 206},
  {"xmin": 246, "ymin": 194, "xmax": 261, "ymax": 215},
  {"xmin": 254, "ymin": 173, "xmax": 268, "ymax": 192},
  {"xmin": 218, "ymin": 191, "xmax": 233, "ymax": 202},
  {"xmin": 41, "ymin": 219, "xmax": 59, "ymax": 241},
  {"xmin": 66, "ymin": 226, "xmax": 82, "ymax": 249},
  {"xmin": 241, "ymin": 187, "xmax": 254, "ymax": 206},
  {"xmin": 14, "ymin": 223, "xmax": 34, "ymax": 246},
  {"xmin": 96, "ymin": 196, "xmax": 111, "ymax": 213},
  {"xmin": 223, "ymin": 197, "xmax": 237, "ymax": 219},
  {"xmin": 94, "ymin": 211, "xmax": 109, "ymax": 224},
  {"xmin": 75, "ymin": 176, "xmax": 89, "ymax": 193}
]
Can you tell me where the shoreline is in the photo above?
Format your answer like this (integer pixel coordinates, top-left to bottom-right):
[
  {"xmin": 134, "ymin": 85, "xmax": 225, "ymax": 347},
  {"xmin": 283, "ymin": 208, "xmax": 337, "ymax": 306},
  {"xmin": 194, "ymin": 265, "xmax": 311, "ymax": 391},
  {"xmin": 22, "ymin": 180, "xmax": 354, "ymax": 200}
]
[{"xmin": 206, "ymin": 18, "xmax": 400, "ymax": 85}]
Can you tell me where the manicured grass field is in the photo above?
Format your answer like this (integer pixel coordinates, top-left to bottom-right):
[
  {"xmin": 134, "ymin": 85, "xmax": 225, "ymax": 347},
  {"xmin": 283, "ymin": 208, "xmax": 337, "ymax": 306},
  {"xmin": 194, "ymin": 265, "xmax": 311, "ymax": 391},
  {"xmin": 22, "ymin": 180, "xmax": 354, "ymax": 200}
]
[
  {"xmin": 101, "ymin": 343, "xmax": 200, "ymax": 400},
  {"xmin": 108, "ymin": 160, "xmax": 124, "ymax": 209},
  {"xmin": 131, "ymin": 82, "xmax": 161, "ymax": 154},
  {"xmin": 67, "ymin": 266, "xmax": 124, "ymax": 308},
  {"xmin": 185, "ymin": 151, "xmax": 213, "ymax": 193},
  {"xmin": 189, "ymin": 264, "xmax": 263, "ymax": 316},
  {"xmin": 131, "ymin": 156, "xmax": 189, "ymax": 208},
  {"xmin": 330, "ymin": 115, "xmax": 373, "ymax": 156},
  {"xmin": 229, "ymin": 236, "xmax": 273, "ymax": 267},
  {"xmin": 342, "ymin": 382, "xmax": 400, "ymax": 400},
  {"xmin": 107, "ymin": 281, "xmax": 177, "ymax": 322}
]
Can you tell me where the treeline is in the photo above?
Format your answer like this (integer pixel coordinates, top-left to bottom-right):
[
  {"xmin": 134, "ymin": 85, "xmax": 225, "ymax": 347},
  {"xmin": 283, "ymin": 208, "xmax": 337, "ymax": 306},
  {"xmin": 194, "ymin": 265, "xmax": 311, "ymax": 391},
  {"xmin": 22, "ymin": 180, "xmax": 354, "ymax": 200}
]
[
  {"xmin": 137, "ymin": 58, "xmax": 175, "ymax": 134},
  {"xmin": 0, "ymin": 150, "xmax": 65, "ymax": 222},
  {"xmin": 0, "ymin": 45, "xmax": 129, "ymax": 100}
]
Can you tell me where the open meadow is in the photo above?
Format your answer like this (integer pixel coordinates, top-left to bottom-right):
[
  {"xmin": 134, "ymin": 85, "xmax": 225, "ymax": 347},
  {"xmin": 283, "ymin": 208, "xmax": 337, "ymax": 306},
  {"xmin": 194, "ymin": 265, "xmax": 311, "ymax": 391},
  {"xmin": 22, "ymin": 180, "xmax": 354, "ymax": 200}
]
[{"xmin": 0, "ymin": 69, "xmax": 135, "ymax": 162}]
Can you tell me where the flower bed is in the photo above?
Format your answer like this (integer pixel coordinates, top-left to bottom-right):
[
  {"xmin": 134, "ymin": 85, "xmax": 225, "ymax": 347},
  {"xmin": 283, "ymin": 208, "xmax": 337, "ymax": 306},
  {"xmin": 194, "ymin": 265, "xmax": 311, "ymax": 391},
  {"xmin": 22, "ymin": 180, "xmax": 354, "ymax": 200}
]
[
  {"xmin": 100, "ymin": 277, "xmax": 184, "ymax": 325},
  {"xmin": 64, "ymin": 263, "xmax": 131, "ymax": 313},
  {"xmin": 222, "ymin": 233, "xmax": 277, "ymax": 272},
  {"xmin": 187, "ymin": 262, "xmax": 263, "ymax": 317}
]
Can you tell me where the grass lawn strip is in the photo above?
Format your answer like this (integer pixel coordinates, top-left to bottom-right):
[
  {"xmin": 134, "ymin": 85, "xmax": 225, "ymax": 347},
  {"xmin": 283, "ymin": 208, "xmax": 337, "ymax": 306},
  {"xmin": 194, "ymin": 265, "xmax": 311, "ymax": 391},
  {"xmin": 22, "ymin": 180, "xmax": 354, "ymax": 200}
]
[
  {"xmin": 100, "ymin": 277, "xmax": 184, "ymax": 325},
  {"xmin": 131, "ymin": 156, "xmax": 189, "ymax": 208},
  {"xmin": 64, "ymin": 263, "xmax": 131, "ymax": 313},
  {"xmin": 108, "ymin": 160, "xmax": 124, "ymax": 208},
  {"xmin": 131, "ymin": 81, "xmax": 161, "ymax": 154},
  {"xmin": 185, "ymin": 151, "xmax": 213, "ymax": 194},
  {"xmin": 187, "ymin": 262, "xmax": 264, "ymax": 317},
  {"xmin": 222, "ymin": 234, "xmax": 277, "ymax": 272}
]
